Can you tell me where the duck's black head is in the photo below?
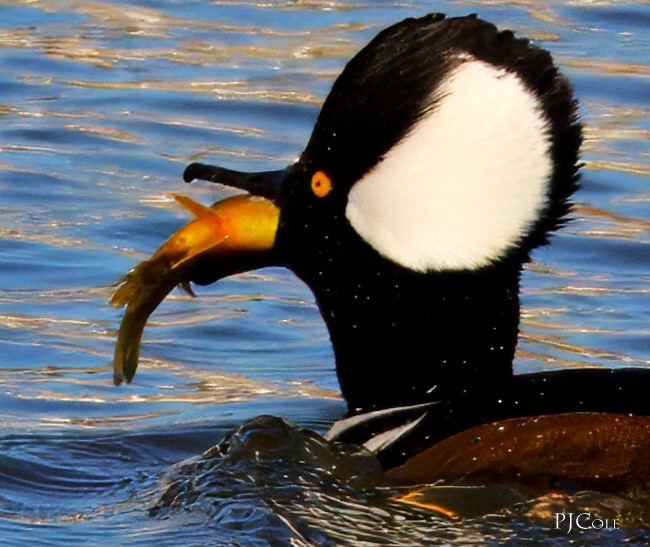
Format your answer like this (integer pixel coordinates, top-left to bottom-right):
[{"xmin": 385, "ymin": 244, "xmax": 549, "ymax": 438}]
[{"xmin": 178, "ymin": 14, "xmax": 581, "ymax": 415}]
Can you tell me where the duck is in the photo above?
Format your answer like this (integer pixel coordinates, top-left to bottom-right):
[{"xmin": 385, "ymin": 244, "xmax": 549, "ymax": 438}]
[{"xmin": 112, "ymin": 13, "xmax": 650, "ymax": 501}]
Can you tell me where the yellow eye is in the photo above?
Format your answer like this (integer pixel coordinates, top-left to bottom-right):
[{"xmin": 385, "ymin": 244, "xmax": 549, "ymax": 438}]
[{"xmin": 311, "ymin": 171, "xmax": 332, "ymax": 198}]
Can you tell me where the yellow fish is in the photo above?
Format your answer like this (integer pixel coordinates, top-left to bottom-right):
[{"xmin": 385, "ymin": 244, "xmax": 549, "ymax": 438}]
[{"xmin": 110, "ymin": 193, "xmax": 280, "ymax": 385}]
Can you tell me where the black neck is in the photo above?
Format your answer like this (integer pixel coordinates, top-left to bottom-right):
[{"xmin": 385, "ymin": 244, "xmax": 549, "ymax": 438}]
[{"xmin": 294, "ymin": 255, "xmax": 521, "ymax": 415}]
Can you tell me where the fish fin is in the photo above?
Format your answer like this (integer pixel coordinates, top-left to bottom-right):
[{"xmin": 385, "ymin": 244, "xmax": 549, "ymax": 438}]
[
  {"xmin": 171, "ymin": 193, "xmax": 219, "ymax": 219},
  {"xmin": 179, "ymin": 281, "xmax": 197, "ymax": 297}
]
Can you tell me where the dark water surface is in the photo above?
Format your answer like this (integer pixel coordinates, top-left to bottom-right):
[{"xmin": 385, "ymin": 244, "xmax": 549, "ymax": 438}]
[{"xmin": 0, "ymin": 0, "xmax": 648, "ymax": 544}]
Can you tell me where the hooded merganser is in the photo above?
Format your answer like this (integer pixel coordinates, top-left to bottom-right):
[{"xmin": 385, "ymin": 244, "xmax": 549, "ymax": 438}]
[{"xmin": 112, "ymin": 14, "xmax": 650, "ymax": 488}]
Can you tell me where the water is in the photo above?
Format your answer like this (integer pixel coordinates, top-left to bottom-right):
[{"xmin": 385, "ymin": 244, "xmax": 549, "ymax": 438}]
[{"xmin": 0, "ymin": 0, "xmax": 648, "ymax": 544}]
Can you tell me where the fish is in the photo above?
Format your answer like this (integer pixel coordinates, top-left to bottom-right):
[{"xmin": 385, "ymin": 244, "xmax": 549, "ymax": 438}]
[{"xmin": 110, "ymin": 193, "xmax": 280, "ymax": 385}]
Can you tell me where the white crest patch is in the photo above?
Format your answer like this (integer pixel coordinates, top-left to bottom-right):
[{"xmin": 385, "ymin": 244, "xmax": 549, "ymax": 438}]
[{"xmin": 345, "ymin": 60, "xmax": 553, "ymax": 271}]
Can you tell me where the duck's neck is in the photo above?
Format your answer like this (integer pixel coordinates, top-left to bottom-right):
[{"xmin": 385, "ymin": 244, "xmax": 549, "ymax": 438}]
[{"xmin": 306, "ymin": 262, "xmax": 521, "ymax": 415}]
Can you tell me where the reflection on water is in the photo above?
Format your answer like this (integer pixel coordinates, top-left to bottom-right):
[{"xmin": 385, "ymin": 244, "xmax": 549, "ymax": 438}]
[{"xmin": 0, "ymin": 0, "xmax": 648, "ymax": 544}]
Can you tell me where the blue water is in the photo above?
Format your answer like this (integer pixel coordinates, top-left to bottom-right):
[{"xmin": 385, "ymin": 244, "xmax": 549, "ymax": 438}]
[{"xmin": 0, "ymin": 0, "xmax": 648, "ymax": 544}]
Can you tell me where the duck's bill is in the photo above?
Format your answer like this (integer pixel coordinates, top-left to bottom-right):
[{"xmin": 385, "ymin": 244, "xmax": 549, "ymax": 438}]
[{"xmin": 110, "ymin": 192, "xmax": 281, "ymax": 385}]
